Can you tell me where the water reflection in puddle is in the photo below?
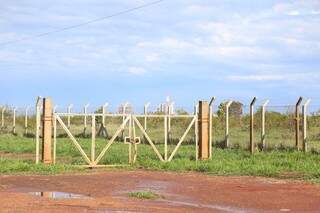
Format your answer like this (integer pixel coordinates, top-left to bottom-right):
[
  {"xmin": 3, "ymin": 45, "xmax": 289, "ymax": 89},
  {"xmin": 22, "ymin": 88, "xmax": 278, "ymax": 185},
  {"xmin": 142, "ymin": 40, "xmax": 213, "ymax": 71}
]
[{"xmin": 29, "ymin": 191, "xmax": 91, "ymax": 199}]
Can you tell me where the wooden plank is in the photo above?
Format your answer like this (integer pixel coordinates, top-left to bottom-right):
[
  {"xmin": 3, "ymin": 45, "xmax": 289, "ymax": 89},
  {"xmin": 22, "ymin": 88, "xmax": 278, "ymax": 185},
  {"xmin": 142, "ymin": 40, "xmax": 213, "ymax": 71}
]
[
  {"xmin": 164, "ymin": 115, "xmax": 168, "ymax": 161},
  {"xmin": 91, "ymin": 115, "xmax": 96, "ymax": 163},
  {"xmin": 168, "ymin": 117, "xmax": 196, "ymax": 161},
  {"xmin": 133, "ymin": 116, "xmax": 164, "ymax": 162},
  {"xmin": 55, "ymin": 113, "xmax": 195, "ymax": 118},
  {"xmin": 53, "ymin": 114, "xmax": 57, "ymax": 164},
  {"xmin": 56, "ymin": 115, "xmax": 91, "ymax": 165}
]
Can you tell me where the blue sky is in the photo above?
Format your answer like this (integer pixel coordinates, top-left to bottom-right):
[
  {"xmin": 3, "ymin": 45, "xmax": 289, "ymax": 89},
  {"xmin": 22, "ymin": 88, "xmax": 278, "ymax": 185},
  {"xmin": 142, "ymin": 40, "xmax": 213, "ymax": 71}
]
[{"xmin": 1, "ymin": 0, "xmax": 320, "ymax": 111}]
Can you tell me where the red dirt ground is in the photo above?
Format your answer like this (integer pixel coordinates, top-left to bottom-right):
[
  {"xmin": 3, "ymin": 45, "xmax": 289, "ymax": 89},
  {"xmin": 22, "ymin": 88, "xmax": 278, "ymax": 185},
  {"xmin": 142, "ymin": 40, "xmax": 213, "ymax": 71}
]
[{"xmin": 0, "ymin": 171, "xmax": 320, "ymax": 212}]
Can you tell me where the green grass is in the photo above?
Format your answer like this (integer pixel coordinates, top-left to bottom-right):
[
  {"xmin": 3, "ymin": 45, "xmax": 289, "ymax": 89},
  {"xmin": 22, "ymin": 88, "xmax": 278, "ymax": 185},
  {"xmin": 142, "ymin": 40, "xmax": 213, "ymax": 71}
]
[
  {"xmin": 0, "ymin": 134, "xmax": 320, "ymax": 183},
  {"xmin": 0, "ymin": 158, "xmax": 84, "ymax": 174},
  {"xmin": 128, "ymin": 191, "xmax": 163, "ymax": 199}
]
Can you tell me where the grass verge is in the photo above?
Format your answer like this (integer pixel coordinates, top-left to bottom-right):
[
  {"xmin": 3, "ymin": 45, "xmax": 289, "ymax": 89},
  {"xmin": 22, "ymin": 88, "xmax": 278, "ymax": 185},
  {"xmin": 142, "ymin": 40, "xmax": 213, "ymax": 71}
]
[{"xmin": 128, "ymin": 191, "xmax": 163, "ymax": 200}]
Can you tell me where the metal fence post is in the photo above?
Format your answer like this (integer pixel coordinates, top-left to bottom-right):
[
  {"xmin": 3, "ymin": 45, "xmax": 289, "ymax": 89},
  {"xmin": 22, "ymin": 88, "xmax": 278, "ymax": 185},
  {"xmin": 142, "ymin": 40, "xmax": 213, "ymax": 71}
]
[
  {"xmin": 250, "ymin": 97, "xmax": 257, "ymax": 154},
  {"xmin": 302, "ymin": 99, "xmax": 311, "ymax": 152},
  {"xmin": 261, "ymin": 100, "xmax": 269, "ymax": 150},
  {"xmin": 225, "ymin": 101, "xmax": 233, "ymax": 148},
  {"xmin": 295, "ymin": 97, "xmax": 303, "ymax": 150},
  {"xmin": 42, "ymin": 97, "xmax": 53, "ymax": 164},
  {"xmin": 209, "ymin": 97, "xmax": 216, "ymax": 159}
]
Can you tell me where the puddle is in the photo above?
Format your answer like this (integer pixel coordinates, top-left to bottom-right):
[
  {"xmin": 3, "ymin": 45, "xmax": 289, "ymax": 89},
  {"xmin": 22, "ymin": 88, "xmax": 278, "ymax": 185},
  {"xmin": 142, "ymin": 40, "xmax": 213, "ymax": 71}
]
[
  {"xmin": 164, "ymin": 200, "xmax": 252, "ymax": 213},
  {"xmin": 29, "ymin": 191, "xmax": 91, "ymax": 199}
]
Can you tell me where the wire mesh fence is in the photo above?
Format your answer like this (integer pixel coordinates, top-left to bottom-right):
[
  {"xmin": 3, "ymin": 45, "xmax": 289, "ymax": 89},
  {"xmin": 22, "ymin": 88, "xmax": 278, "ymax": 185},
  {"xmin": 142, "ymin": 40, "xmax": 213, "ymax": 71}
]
[
  {"xmin": 1, "ymin": 101, "xmax": 320, "ymax": 157},
  {"xmin": 0, "ymin": 105, "xmax": 36, "ymax": 137}
]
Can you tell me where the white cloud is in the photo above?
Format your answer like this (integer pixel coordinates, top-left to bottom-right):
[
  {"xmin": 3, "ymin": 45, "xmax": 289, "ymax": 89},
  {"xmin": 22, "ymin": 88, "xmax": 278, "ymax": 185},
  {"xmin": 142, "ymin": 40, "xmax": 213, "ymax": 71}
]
[
  {"xmin": 127, "ymin": 66, "xmax": 147, "ymax": 75},
  {"xmin": 145, "ymin": 53, "xmax": 160, "ymax": 62},
  {"xmin": 228, "ymin": 75, "xmax": 284, "ymax": 81},
  {"xmin": 228, "ymin": 72, "xmax": 320, "ymax": 82},
  {"xmin": 287, "ymin": 10, "xmax": 300, "ymax": 16}
]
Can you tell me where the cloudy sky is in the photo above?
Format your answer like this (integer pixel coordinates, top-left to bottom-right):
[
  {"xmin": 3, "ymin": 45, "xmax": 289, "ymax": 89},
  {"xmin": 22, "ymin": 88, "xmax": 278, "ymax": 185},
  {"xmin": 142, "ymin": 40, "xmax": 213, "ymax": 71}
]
[{"xmin": 1, "ymin": 0, "xmax": 320, "ymax": 110}]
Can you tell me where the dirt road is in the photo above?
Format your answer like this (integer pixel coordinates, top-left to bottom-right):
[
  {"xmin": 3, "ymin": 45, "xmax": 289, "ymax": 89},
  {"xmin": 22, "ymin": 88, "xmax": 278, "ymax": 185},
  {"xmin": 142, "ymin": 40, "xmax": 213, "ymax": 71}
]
[{"xmin": 0, "ymin": 171, "xmax": 319, "ymax": 212}]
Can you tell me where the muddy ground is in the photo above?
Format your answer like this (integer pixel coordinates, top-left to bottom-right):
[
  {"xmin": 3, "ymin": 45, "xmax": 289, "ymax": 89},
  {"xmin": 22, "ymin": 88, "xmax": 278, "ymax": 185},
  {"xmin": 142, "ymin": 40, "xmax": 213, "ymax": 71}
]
[{"xmin": 0, "ymin": 171, "xmax": 320, "ymax": 212}]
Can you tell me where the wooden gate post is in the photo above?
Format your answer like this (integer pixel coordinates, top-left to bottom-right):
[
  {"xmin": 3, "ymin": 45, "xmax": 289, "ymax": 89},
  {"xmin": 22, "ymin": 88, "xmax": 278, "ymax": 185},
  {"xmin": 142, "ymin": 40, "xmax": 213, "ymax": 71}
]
[
  {"xmin": 42, "ymin": 97, "xmax": 53, "ymax": 164},
  {"xmin": 261, "ymin": 100, "xmax": 269, "ymax": 150},
  {"xmin": 295, "ymin": 97, "xmax": 303, "ymax": 150},
  {"xmin": 250, "ymin": 97, "xmax": 257, "ymax": 154},
  {"xmin": 302, "ymin": 99, "xmax": 311, "ymax": 152},
  {"xmin": 198, "ymin": 101, "xmax": 210, "ymax": 160}
]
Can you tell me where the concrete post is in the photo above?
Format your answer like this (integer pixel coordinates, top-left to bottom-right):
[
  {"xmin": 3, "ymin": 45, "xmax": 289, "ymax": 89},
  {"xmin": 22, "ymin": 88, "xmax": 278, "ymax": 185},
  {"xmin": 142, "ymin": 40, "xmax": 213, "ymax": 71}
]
[
  {"xmin": 261, "ymin": 100, "xmax": 269, "ymax": 150},
  {"xmin": 67, "ymin": 104, "xmax": 73, "ymax": 129},
  {"xmin": 42, "ymin": 97, "xmax": 53, "ymax": 164},
  {"xmin": 198, "ymin": 101, "xmax": 210, "ymax": 160},
  {"xmin": 1, "ymin": 107, "xmax": 5, "ymax": 128},
  {"xmin": 144, "ymin": 102, "xmax": 150, "ymax": 130},
  {"xmin": 302, "ymin": 99, "xmax": 311, "ymax": 152},
  {"xmin": 35, "ymin": 97, "xmax": 42, "ymax": 164},
  {"xmin": 12, "ymin": 107, "xmax": 17, "ymax": 134},
  {"xmin": 295, "ymin": 97, "xmax": 303, "ymax": 150},
  {"xmin": 250, "ymin": 97, "xmax": 257, "ymax": 154},
  {"xmin": 225, "ymin": 101, "xmax": 233, "ymax": 148},
  {"xmin": 121, "ymin": 102, "xmax": 128, "ymax": 140},
  {"xmin": 83, "ymin": 104, "xmax": 89, "ymax": 135},
  {"xmin": 25, "ymin": 107, "xmax": 30, "ymax": 135},
  {"xmin": 102, "ymin": 103, "xmax": 108, "ymax": 127}
]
